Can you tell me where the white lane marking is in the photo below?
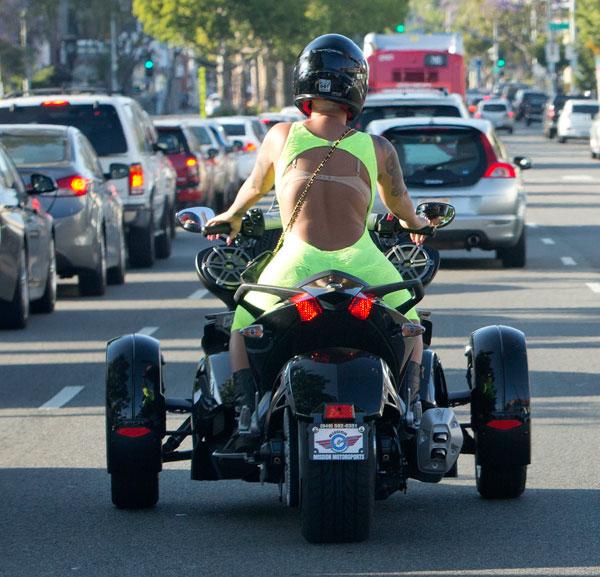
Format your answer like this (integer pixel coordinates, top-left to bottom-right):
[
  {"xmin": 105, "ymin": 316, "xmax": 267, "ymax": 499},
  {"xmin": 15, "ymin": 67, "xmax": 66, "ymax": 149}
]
[
  {"xmin": 561, "ymin": 256, "xmax": 577, "ymax": 266},
  {"xmin": 526, "ymin": 222, "xmax": 537, "ymax": 228},
  {"xmin": 138, "ymin": 326, "xmax": 158, "ymax": 336},
  {"xmin": 188, "ymin": 289, "xmax": 208, "ymax": 299},
  {"xmin": 561, "ymin": 174, "xmax": 594, "ymax": 182},
  {"xmin": 39, "ymin": 386, "xmax": 84, "ymax": 410},
  {"xmin": 541, "ymin": 237, "xmax": 555, "ymax": 245},
  {"xmin": 586, "ymin": 283, "xmax": 600, "ymax": 293}
]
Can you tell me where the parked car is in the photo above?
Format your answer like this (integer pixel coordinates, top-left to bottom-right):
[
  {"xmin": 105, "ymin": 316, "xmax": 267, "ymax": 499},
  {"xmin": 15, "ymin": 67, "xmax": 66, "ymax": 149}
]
[
  {"xmin": 0, "ymin": 94, "xmax": 176, "ymax": 268},
  {"xmin": 557, "ymin": 99, "xmax": 600, "ymax": 143},
  {"xmin": 0, "ymin": 124, "xmax": 126, "ymax": 295},
  {"xmin": 588, "ymin": 113, "xmax": 600, "ymax": 159},
  {"xmin": 475, "ymin": 98, "xmax": 514, "ymax": 133},
  {"xmin": 258, "ymin": 112, "xmax": 300, "ymax": 130},
  {"xmin": 543, "ymin": 93, "xmax": 590, "ymax": 139},
  {"xmin": 368, "ymin": 117, "xmax": 530, "ymax": 267},
  {"xmin": 0, "ymin": 143, "xmax": 56, "ymax": 328},
  {"xmin": 351, "ymin": 89, "xmax": 469, "ymax": 131},
  {"xmin": 154, "ymin": 119, "xmax": 211, "ymax": 210},
  {"xmin": 213, "ymin": 116, "xmax": 267, "ymax": 181},
  {"xmin": 513, "ymin": 90, "xmax": 548, "ymax": 124}
]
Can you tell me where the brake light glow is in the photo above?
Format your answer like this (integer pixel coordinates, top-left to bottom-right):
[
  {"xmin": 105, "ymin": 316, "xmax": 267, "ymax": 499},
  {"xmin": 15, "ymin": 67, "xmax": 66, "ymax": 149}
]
[
  {"xmin": 57, "ymin": 175, "xmax": 88, "ymax": 196},
  {"xmin": 290, "ymin": 293, "xmax": 323, "ymax": 322},
  {"xmin": 129, "ymin": 163, "xmax": 144, "ymax": 195},
  {"xmin": 468, "ymin": 104, "xmax": 477, "ymax": 113},
  {"xmin": 116, "ymin": 426, "xmax": 152, "ymax": 438},
  {"xmin": 483, "ymin": 162, "xmax": 516, "ymax": 178},
  {"xmin": 324, "ymin": 404, "xmax": 355, "ymax": 420},
  {"xmin": 348, "ymin": 293, "xmax": 376, "ymax": 321},
  {"xmin": 474, "ymin": 112, "xmax": 482, "ymax": 118},
  {"xmin": 41, "ymin": 100, "xmax": 69, "ymax": 107},
  {"xmin": 243, "ymin": 142, "xmax": 257, "ymax": 153},
  {"xmin": 507, "ymin": 110, "xmax": 514, "ymax": 118},
  {"xmin": 185, "ymin": 157, "xmax": 197, "ymax": 167},
  {"xmin": 486, "ymin": 419, "xmax": 522, "ymax": 430}
]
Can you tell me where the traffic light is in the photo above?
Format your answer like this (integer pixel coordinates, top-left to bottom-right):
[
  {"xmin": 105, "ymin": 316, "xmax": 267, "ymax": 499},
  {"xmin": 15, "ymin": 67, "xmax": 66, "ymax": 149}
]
[
  {"xmin": 497, "ymin": 58, "xmax": 506, "ymax": 68},
  {"xmin": 144, "ymin": 58, "xmax": 154, "ymax": 77},
  {"xmin": 395, "ymin": 23, "xmax": 405, "ymax": 33}
]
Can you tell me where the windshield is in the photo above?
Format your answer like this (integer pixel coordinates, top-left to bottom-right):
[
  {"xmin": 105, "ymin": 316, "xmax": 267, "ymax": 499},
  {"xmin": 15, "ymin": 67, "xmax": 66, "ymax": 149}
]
[
  {"xmin": 482, "ymin": 104, "xmax": 507, "ymax": 112},
  {"xmin": 0, "ymin": 103, "xmax": 126, "ymax": 156},
  {"xmin": 0, "ymin": 133, "xmax": 68, "ymax": 165},
  {"xmin": 383, "ymin": 127, "xmax": 487, "ymax": 187},
  {"xmin": 353, "ymin": 104, "xmax": 462, "ymax": 130}
]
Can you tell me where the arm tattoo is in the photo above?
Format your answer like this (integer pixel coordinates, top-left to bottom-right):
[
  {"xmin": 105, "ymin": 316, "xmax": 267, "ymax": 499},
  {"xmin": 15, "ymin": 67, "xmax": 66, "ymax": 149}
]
[{"xmin": 385, "ymin": 148, "xmax": 407, "ymax": 198}]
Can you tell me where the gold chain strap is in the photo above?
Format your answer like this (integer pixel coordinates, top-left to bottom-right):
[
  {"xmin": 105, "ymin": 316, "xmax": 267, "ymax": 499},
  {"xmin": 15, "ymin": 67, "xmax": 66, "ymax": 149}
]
[{"xmin": 272, "ymin": 126, "xmax": 353, "ymax": 254}]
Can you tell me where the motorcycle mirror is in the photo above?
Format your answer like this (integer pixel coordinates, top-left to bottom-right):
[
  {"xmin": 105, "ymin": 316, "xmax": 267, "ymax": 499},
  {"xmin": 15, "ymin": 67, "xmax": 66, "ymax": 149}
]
[
  {"xmin": 176, "ymin": 206, "xmax": 216, "ymax": 233},
  {"xmin": 416, "ymin": 202, "xmax": 455, "ymax": 229}
]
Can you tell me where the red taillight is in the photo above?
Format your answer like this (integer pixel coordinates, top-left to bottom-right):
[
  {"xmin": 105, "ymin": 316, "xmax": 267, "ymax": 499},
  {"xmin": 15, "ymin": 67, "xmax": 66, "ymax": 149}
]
[
  {"xmin": 129, "ymin": 163, "xmax": 144, "ymax": 195},
  {"xmin": 243, "ymin": 142, "xmax": 257, "ymax": 153},
  {"xmin": 324, "ymin": 404, "xmax": 355, "ymax": 421},
  {"xmin": 474, "ymin": 112, "xmax": 482, "ymax": 118},
  {"xmin": 486, "ymin": 419, "xmax": 522, "ymax": 430},
  {"xmin": 41, "ymin": 100, "xmax": 69, "ymax": 107},
  {"xmin": 290, "ymin": 293, "xmax": 323, "ymax": 322},
  {"xmin": 185, "ymin": 155, "xmax": 200, "ymax": 181},
  {"xmin": 116, "ymin": 426, "xmax": 152, "ymax": 438},
  {"xmin": 348, "ymin": 293, "xmax": 376, "ymax": 321},
  {"xmin": 468, "ymin": 104, "xmax": 477, "ymax": 113},
  {"xmin": 507, "ymin": 110, "xmax": 514, "ymax": 118},
  {"xmin": 57, "ymin": 174, "xmax": 89, "ymax": 196},
  {"xmin": 483, "ymin": 162, "xmax": 516, "ymax": 178}
]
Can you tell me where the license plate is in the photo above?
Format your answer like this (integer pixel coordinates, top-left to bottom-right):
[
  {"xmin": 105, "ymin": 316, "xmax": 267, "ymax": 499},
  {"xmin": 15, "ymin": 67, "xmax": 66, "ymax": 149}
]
[{"xmin": 310, "ymin": 424, "xmax": 367, "ymax": 461}]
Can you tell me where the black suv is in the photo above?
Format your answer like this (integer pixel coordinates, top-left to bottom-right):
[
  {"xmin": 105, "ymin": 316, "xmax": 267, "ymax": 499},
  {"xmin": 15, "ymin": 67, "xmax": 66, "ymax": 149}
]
[
  {"xmin": 543, "ymin": 93, "xmax": 590, "ymax": 139},
  {"xmin": 514, "ymin": 90, "xmax": 548, "ymax": 125}
]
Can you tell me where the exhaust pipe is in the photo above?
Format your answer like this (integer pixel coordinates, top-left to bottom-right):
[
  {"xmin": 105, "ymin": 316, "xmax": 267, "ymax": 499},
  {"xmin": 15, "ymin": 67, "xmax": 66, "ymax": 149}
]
[{"xmin": 466, "ymin": 234, "xmax": 481, "ymax": 248}]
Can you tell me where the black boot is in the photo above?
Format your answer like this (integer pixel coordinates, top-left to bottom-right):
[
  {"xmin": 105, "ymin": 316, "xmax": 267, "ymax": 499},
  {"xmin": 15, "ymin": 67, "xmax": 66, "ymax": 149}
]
[
  {"xmin": 403, "ymin": 361, "xmax": 423, "ymax": 425},
  {"xmin": 232, "ymin": 368, "xmax": 257, "ymax": 435}
]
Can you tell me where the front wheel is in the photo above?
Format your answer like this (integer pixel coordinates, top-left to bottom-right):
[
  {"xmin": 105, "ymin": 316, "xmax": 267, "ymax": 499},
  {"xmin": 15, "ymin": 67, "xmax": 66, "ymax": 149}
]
[
  {"xmin": 155, "ymin": 201, "xmax": 173, "ymax": 259},
  {"xmin": 476, "ymin": 464, "xmax": 526, "ymax": 499},
  {"xmin": 111, "ymin": 472, "xmax": 159, "ymax": 509},
  {"xmin": 0, "ymin": 247, "xmax": 29, "ymax": 329},
  {"xmin": 300, "ymin": 429, "xmax": 375, "ymax": 543}
]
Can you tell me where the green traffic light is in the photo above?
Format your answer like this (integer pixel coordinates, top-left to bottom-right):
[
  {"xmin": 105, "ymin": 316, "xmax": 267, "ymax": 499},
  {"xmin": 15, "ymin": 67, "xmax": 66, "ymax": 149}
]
[
  {"xmin": 396, "ymin": 23, "xmax": 405, "ymax": 33},
  {"xmin": 497, "ymin": 59, "xmax": 506, "ymax": 68},
  {"xmin": 144, "ymin": 59, "xmax": 154, "ymax": 70}
]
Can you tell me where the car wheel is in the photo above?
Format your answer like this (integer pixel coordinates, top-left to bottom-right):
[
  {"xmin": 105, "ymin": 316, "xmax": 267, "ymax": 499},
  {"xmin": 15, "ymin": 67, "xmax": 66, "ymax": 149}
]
[
  {"xmin": 111, "ymin": 472, "xmax": 159, "ymax": 509},
  {"xmin": 31, "ymin": 237, "xmax": 57, "ymax": 313},
  {"xmin": 508, "ymin": 127, "xmax": 514, "ymax": 134},
  {"xmin": 155, "ymin": 200, "xmax": 173, "ymax": 259},
  {"xmin": 128, "ymin": 217, "xmax": 155, "ymax": 268},
  {"xmin": 107, "ymin": 224, "xmax": 127, "ymax": 285},
  {"xmin": 79, "ymin": 232, "xmax": 107, "ymax": 296},
  {"xmin": 558, "ymin": 136, "xmax": 567, "ymax": 143},
  {"xmin": 0, "ymin": 247, "xmax": 29, "ymax": 329},
  {"xmin": 497, "ymin": 229, "xmax": 526, "ymax": 268}
]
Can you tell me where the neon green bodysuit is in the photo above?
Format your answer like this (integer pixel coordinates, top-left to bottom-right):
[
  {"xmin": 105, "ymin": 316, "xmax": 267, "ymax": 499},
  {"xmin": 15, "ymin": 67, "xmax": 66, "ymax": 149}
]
[{"xmin": 231, "ymin": 122, "xmax": 419, "ymax": 330}]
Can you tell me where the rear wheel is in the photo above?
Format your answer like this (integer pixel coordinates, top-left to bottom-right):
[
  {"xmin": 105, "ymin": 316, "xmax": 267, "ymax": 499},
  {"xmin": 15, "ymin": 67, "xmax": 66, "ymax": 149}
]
[
  {"xmin": 476, "ymin": 464, "xmax": 526, "ymax": 499},
  {"xmin": 79, "ymin": 233, "xmax": 107, "ymax": 296},
  {"xmin": 111, "ymin": 472, "xmax": 159, "ymax": 509},
  {"xmin": 31, "ymin": 238, "xmax": 57, "ymax": 313},
  {"xmin": 155, "ymin": 201, "xmax": 173, "ymax": 259},
  {"xmin": 558, "ymin": 135, "xmax": 567, "ymax": 143},
  {"xmin": 0, "ymin": 247, "xmax": 29, "ymax": 329},
  {"xmin": 128, "ymin": 218, "xmax": 155, "ymax": 268},
  {"xmin": 497, "ymin": 229, "xmax": 526, "ymax": 268},
  {"xmin": 107, "ymin": 225, "xmax": 127, "ymax": 285},
  {"xmin": 300, "ymin": 430, "xmax": 375, "ymax": 543}
]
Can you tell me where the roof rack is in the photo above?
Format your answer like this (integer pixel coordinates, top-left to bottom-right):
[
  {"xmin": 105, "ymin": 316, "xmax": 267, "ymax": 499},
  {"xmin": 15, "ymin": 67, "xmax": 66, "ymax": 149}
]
[{"xmin": 3, "ymin": 86, "xmax": 121, "ymax": 98}]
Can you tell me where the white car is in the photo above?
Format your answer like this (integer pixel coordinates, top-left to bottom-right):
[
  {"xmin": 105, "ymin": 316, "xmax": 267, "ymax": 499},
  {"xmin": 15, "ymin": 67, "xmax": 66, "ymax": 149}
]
[
  {"xmin": 368, "ymin": 117, "xmax": 530, "ymax": 267},
  {"xmin": 475, "ymin": 99, "xmax": 514, "ymax": 133},
  {"xmin": 589, "ymin": 114, "xmax": 600, "ymax": 159},
  {"xmin": 0, "ymin": 94, "xmax": 176, "ymax": 268},
  {"xmin": 557, "ymin": 99, "xmax": 600, "ymax": 143},
  {"xmin": 213, "ymin": 116, "xmax": 267, "ymax": 180}
]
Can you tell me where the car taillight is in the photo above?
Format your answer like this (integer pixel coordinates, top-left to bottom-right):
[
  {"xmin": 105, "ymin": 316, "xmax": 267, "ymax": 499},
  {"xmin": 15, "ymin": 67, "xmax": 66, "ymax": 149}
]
[
  {"xmin": 507, "ymin": 110, "xmax": 514, "ymax": 118},
  {"xmin": 468, "ymin": 104, "xmax": 477, "ymax": 113},
  {"xmin": 129, "ymin": 163, "xmax": 144, "ymax": 195},
  {"xmin": 185, "ymin": 155, "xmax": 200, "ymax": 182},
  {"xmin": 290, "ymin": 293, "xmax": 323, "ymax": 322},
  {"xmin": 474, "ymin": 111, "xmax": 482, "ymax": 118},
  {"xmin": 483, "ymin": 162, "xmax": 516, "ymax": 178},
  {"xmin": 56, "ymin": 174, "xmax": 89, "ymax": 196},
  {"xmin": 324, "ymin": 404, "xmax": 355, "ymax": 421},
  {"xmin": 486, "ymin": 419, "xmax": 522, "ymax": 430},
  {"xmin": 116, "ymin": 426, "xmax": 152, "ymax": 437},
  {"xmin": 348, "ymin": 293, "xmax": 376, "ymax": 321},
  {"xmin": 243, "ymin": 142, "xmax": 257, "ymax": 153},
  {"xmin": 41, "ymin": 100, "xmax": 69, "ymax": 107}
]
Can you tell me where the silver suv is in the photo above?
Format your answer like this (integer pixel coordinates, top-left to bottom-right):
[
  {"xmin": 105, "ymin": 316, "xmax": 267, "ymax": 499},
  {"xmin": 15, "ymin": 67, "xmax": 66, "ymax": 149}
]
[{"xmin": 0, "ymin": 94, "xmax": 176, "ymax": 267}]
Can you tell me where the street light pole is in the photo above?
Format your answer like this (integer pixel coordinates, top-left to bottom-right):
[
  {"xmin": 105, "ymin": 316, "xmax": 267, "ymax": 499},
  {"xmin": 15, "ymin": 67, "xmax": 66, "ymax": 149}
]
[
  {"xmin": 569, "ymin": 0, "xmax": 578, "ymax": 90},
  {"xmin": 110, "ymin": 12, "xmax": 118, "ymax": 93},
  {"xmin": 20, "ymin": 8, "xmax": 31, "ymax": 94}
]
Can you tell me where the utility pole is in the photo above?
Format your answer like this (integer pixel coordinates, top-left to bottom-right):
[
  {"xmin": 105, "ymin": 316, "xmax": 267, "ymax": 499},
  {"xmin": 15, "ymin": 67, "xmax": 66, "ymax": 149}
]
[
  {"xmin": 20, "ymin": 8, "xmax": 31, "ymax": 94},
  {"xmin": 110, "ymin": 12, "xmax": 118, "ymax": 93},
  {"xmin": 547, "ymin": 0, "xmax": 557, "ymax": 94},
  {"xmin": 568, "ymin": 0, "xmax": 578, "ymax": 90}
]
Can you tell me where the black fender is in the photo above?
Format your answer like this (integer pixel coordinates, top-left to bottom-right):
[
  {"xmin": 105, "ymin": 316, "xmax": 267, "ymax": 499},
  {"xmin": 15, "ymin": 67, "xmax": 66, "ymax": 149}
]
[
  {"xmin": 420, "ymin": 349, "xmax": 449, "ymax": 407},
  {"xmin": 106, "ymin": 334, "xmax": 165, "ymax": 475},
  {"xmin": 469, "ymin": 325, "xmax": 531, "ymax": 466}
]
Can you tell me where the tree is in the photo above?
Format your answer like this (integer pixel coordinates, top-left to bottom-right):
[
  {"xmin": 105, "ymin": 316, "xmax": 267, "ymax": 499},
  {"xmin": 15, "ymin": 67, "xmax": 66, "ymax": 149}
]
[{"xmin": 576, "ymin": 0, "xmax": 600, "ymax": 92}]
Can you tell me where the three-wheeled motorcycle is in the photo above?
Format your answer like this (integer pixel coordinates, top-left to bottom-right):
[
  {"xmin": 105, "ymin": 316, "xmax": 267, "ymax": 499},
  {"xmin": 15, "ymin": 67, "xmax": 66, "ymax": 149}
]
[{"xmin": 105, "ymin": 203, "xmax": 531, "ymax": 543}]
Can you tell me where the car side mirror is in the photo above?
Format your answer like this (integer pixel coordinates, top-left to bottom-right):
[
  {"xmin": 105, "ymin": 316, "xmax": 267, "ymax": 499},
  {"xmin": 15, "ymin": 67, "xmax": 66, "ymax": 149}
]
[
  {"xmin": 206, "ymin": 147, "xmax": 219, "ymax": 159},
  {"xmin": 513, "ymin": 156, "xmax": 532, "ymax": 170},
  {"xmin": 29, "ymin": 173, "xmax": 57, "ymax": 194},
  {"xmin": 153, "ymin": 142, "xmax": 169, "ymax": 154},
  {"xmin": 232, "ymin": 139, "xmax": 244, "ymax": 152},
  {"xmin": 105, "ymin": 163, "xmax": 129, "ymax": 180},
  {"xmin": 416, "ymin": 201, "xmax": 455, "ymax": 229},
  {"xmin": 176, "ymin": 206, "xmax": 216, "ymax": 233}
]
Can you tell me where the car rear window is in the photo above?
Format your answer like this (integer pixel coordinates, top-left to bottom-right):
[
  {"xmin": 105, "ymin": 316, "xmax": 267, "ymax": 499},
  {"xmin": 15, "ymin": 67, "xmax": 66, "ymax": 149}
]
[
  {"xmin": 0, "ymin": 103, "xmax": 127, "ymax": 156},
  {"xmin": 572, "ymin": 104, "xmax": 599, "ymax": 115},
  {"xmin": 353, "ymin": 104, "xmax": 462, "ymax": 130},
  {"xmin": 156, "ymin": 127, "xmax": 188, "ymax": 153},
  {"xmin": 0, "ymin": 133, "xmax": 68, "ymax": 164},
  {"xmin": 220, "ymin": 124, "xmax": 246, "ymax": 137},
  {"xmin": 383, "ymin": 127, "xmax": 487, "ymax": 188},
  {"xmin": 482, "ymin": 104, "xmax": 507, "ymax": 112}
]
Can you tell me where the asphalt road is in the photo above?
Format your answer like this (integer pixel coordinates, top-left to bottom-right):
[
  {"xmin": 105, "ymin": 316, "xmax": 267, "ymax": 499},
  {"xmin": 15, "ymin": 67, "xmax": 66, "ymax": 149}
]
[{"xmin": 1, "ymin": 124, "xmax": 600, "ymax": 577}]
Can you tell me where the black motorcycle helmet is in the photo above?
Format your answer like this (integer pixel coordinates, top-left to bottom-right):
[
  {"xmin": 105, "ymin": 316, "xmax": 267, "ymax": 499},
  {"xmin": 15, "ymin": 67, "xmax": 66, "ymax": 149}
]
[{"xmin": 293, "ymin": 34, "xmax": 369, "ymax": 121}]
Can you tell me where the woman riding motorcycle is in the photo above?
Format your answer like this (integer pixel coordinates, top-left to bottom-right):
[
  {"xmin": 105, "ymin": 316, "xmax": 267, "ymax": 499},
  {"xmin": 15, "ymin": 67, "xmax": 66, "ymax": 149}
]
[{"xmin": 205, "ymin": 34, "xmax": 430, "ymax": 434}]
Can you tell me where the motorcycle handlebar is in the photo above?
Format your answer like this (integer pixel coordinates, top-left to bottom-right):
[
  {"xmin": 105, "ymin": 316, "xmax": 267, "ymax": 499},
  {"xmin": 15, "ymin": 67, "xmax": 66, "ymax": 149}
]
[{"xmin": 203, "ymin": 223, "xmax": 232, "ymax": 235}]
